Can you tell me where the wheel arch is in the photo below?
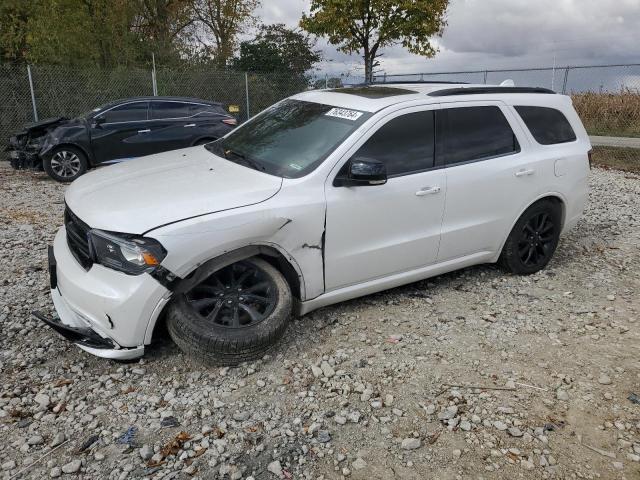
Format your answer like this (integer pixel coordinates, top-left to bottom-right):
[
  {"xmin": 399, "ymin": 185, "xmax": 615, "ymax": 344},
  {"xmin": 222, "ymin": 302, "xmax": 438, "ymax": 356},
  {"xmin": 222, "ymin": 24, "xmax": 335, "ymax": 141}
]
[
  {"xmin": 144, "ymin": 243, "xmax": 305, "ymax": 344},
  {"xmin": 494, "ymin": 193, "xmax": 567, "ymax": 263},
  {"xmin": 46, "ymin": 142, "xmax": 91, "ymax": 165}
]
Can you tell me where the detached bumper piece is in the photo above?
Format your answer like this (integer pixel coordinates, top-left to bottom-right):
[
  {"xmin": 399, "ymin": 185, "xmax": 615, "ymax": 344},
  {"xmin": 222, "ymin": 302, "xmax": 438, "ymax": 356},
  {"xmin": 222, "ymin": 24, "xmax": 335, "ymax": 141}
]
[{"xmin": 32, "ymin": 310, "xmax": 115, "ymax": 350}]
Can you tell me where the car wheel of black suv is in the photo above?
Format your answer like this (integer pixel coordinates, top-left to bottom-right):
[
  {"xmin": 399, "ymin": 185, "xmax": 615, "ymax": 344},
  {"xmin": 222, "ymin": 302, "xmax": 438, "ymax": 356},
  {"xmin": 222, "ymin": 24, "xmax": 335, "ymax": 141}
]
[
  {"xmin": 44, "ymin": 146, "xmax": 88, "ymax": 182},
  {"xmin": 499, "ymin": 199, "xmax": 562, "ymax": 275},
  {"xmin": 166, "ymin": 257, "xmax": 292, "ymax": 365}
]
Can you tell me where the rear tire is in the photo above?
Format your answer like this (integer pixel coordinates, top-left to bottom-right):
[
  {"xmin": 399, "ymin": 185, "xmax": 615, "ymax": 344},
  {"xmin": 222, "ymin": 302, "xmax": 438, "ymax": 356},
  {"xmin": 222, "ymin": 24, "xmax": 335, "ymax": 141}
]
[
  {"xmin": 43, "ymin": 146, "xmax": 88, "ymax": 182},
  {"xmin": 166, "ymin": 257, "xmax": 292, "ymax": 365},
  {"xmin": 498, "ymin": 199, "xmax": 562, "ymax": 275}
]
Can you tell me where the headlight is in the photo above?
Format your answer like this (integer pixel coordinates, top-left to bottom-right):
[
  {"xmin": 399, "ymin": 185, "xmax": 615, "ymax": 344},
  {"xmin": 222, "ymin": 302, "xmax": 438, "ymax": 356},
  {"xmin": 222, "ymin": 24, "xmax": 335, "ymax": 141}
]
[{"xmin": 88, "ymin": 229, "xmax": 166, "ymax": 275}]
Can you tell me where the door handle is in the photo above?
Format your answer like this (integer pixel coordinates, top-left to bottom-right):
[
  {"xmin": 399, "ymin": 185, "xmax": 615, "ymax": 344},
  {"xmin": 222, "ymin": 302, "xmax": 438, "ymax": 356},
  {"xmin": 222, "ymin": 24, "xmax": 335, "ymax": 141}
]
[
  {"xmin": 137, "ymin": 129, "xmax": 151, "ymax": 133},
  {"xmin": 515, "ymin": 168, "xmax": 535, "ymax": 177},
  {"xmin": 184, "ymin": 123, "xmax": 196, "ymax": 128},
  {"xmin": 416, "ymin": 186, "xmax": 441, "ymax": 196}
]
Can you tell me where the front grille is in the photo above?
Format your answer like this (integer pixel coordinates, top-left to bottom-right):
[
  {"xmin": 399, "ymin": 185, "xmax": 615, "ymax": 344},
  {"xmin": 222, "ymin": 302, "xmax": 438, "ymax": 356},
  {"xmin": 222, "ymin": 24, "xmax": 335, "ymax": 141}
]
[{"xmin": 64, "ymin": 207, "xmax": 93, "ymax": 270}]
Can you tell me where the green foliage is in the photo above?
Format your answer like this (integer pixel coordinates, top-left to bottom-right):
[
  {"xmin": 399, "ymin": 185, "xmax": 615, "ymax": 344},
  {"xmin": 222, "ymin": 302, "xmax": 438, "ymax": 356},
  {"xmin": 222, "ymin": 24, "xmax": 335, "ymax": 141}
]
[
  {"xmin": 232, "ymin": 24, "xmax": 322, "ymax": 74},
  {"xmin": 191, "ymin": 0, "xmax": 261, "ymax": 67},
  {"xmin": 300, "ymin": 0, "xmax": 449, "ymax": 81}
]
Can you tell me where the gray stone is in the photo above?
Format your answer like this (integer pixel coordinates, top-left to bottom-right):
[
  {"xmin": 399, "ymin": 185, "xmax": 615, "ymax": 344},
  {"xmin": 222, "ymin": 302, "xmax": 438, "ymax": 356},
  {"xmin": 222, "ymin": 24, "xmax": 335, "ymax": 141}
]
[
  {"xmin": 50, "ymin": 432, "xmax": 66, "ymax": 447},
  {"xmin": 460, "ymin": 420, "xmax": 472, "ymax": 431},
  {"xmin": 316, "ymin": 430, "xmax": 331, "ymax": 443},
  {"xmin": 61, "ymin": 460, "xmax": 81, "ymax": 474},
  {"xmin": 352, "ymin": 458, "xmax": 367, "ymax": 470},
  {"xmin": 493, "ymin": 421, "xmax": 508, "ymax": 431},
  {"xmin": 139, "ymin": 444, "xmax": 154, "ymax": 461},
  {"xmin": 34, "ymin": 393, "xmax": 50, "ymax": 408},
  {"xmin": 28, "ymin": 435, "xmax": 44, "ymax": 445},
  {"xmin": 50, "ymin": 466, "xmax": 62, "ymax": 478},
  {"xmin": 438, "ymin": 405, "xmax": 458, "ymax": 421},
  {"xmin": 2, "ymin": 460, "xmax": 16, "ymax": 471},
  {"xmin": 508, "ymin": 427, "xmax": 523, "ymax": 437},
  {"xmin": 321, "ymin": 361, "xmax": 335, "ymax": 378},
  {"xmin": 267, "ymin": 460, "xmax": 282, "ymax": 477},
  {"xmin": 598, "ymin": 374, "xmax": 612, "ymax": 385},
  {"xmin": 401, "ymin": 438, "xmax": 421, "ymax": 450},
  {"xmin": 556, "ymin": 389, "xmax": 569, "ymax": 401},
  {"xmin": 311, "ymin": 365, "xmax": 323, "ymax": 378}
]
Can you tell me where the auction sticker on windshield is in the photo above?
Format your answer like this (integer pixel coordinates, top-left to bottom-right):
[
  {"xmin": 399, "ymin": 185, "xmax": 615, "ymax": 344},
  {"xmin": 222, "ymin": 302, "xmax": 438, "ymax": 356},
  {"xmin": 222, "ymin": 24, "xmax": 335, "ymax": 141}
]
[{"xmin": 325, "ymin": 107, "xmax": 363, "ymax": 121}]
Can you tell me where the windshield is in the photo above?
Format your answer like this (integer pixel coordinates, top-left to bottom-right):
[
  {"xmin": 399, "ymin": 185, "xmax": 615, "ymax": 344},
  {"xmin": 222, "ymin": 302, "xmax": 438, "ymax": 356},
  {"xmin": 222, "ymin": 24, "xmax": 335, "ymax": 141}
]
[
  {"xmin": 205, "ymin": 99, "xmax": 371, "ymax": 178},
  {"xmin": 80, "ymin": 105, "xmax": 107, "ymax": 119}
]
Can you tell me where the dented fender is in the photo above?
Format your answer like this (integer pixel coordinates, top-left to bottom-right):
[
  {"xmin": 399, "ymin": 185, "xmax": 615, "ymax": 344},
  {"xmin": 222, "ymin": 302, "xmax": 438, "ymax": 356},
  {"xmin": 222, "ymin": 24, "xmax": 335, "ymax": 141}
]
[{"xmin": 148, "ymin": 184, "xmax": 327, "ymax": 301}]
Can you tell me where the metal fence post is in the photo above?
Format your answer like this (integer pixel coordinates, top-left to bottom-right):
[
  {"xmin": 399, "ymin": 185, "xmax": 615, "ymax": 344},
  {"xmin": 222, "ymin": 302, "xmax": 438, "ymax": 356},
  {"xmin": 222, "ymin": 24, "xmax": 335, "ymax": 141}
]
[
  {"xmin": 244, "ymin": 72, "xmax": 250, "ymax": 120},
  {"xmin": 561, "ymin": 67, "xmax": 570, "ymax": 94},
  {"xmin": 483, "ymin": 70, "xmax": 488, "ymax": 84},
  {"xmin": 27, "ymin": 65, "xmax": 38, "ymax": 122},
  {"xmin": 325, "ymin": 73, "xmax": 328, "ymax": 89},
  {"xmin": 151, "ymin": 53, "xmax": 158, "ymax": 96}
]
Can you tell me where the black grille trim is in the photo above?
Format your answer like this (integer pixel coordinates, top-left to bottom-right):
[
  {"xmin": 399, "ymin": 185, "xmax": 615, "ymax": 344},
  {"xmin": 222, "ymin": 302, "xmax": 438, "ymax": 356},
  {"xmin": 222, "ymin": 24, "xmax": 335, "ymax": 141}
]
[{"xmin": 64, "ymin": 207, "xmax": 93, "ymax": 270}]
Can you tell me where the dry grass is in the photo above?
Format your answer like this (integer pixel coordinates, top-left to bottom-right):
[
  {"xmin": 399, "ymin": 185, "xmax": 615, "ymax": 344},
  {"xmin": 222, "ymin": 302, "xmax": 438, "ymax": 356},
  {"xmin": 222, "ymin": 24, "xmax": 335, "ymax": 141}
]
[
  {"xmin": 591, "ymin": 146, "xmax": 640, "ymax": 173},
  {"xmin": 572, "ymin": 90, "xmax": 640, "ymax": 138}
]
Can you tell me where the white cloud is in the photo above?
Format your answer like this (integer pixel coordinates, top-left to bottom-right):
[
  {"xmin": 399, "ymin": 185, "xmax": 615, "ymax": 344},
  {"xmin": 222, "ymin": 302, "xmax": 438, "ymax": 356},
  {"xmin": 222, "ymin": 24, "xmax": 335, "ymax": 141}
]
[{"xmin": 253, "ymin": 0, "xmax": 640, "ymax": 76}]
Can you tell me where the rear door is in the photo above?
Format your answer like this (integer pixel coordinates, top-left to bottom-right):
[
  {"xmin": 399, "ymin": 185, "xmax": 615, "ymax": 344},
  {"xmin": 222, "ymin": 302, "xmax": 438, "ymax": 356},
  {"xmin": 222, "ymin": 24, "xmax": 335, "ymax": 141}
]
[
  {"xmin": 324, "ymin": 106, "xmax": 447, "ymax": 290},
  {"xmin": 90, "ymin": 101, "xmax": 150, "ymax": 163},
  {"xmin": 147, "ymin": 100, "xmax": 200, "ymax": 153},
  {"xmin": 436, "ymin": 102, "xmax": 542, "ymax": 262}
]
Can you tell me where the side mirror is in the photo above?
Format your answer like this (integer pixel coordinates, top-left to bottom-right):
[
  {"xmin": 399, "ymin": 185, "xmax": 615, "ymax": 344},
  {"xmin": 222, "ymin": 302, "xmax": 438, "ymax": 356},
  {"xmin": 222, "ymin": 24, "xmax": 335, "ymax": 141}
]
[
  {"xmin": 335, "ymin": 157, "xmax": 387, "ymax": 187},
  {"xmin": 92, "ymin": 115, "xmax": 105, "ymax": 127}
]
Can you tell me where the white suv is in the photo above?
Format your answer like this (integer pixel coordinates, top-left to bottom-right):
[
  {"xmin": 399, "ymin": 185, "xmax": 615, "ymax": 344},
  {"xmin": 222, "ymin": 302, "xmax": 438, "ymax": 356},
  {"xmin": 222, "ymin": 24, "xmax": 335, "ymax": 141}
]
[{"xmin": 37, "ymin": 83, "xmax": 591, "ymax": 363}]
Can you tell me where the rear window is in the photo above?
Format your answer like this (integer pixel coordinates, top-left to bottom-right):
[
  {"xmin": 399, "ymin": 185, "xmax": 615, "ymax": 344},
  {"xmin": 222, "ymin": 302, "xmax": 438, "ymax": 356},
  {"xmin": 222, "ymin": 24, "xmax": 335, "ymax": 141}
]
[
  {"xmin": 439, "ymin": 106, "xmax": 520, "ymax": 166},
  {"xmin": 151, "ymin": 101, "xmax": 190, "ymax": 119},
  {"xmin": 515, "ymin": 106, "xmax": 577, "ymax": 145}
]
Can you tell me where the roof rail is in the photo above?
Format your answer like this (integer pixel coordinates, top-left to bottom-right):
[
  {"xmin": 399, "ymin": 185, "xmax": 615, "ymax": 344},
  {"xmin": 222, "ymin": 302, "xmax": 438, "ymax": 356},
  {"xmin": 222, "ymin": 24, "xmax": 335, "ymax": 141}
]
[
  {"xmin": 428, "ymin": 86, "xmax": 556, "ymax": 97},
  {"xmin": 371, "ymin": 80, "xmax": 469, "ymax": 85}
]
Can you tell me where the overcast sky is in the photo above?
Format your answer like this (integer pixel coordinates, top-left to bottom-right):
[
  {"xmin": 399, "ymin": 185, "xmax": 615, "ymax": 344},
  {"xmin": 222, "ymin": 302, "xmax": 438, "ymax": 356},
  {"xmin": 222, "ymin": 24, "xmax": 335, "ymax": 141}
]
[{"xmin": 256, "ymin": 0, "xmax": 640, "ymax": 78}]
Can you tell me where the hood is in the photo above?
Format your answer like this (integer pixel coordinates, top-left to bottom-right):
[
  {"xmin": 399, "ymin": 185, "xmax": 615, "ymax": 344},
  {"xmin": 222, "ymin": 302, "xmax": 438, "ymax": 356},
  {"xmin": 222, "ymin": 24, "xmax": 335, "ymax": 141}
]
[
  {"xmin": 65, "ymin": 146, "xmax": 283, "ymax": 234},
  {"xmin": 21, "ymin": 117, "xmax": 69, "ymax": 135}
]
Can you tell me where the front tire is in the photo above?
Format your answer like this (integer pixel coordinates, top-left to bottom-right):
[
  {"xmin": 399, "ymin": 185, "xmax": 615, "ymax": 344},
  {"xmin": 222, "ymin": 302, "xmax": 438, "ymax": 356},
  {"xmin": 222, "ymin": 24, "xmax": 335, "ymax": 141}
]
[
  {"xmin": 498, "ymin": 199, "xmax": 562, "ymax": 275},
  {"xmin": 43, "ymin": 146, "xmax": 88, "ymax": 182},
  {"xmin": 166, "ymin": 257, "xmax": 292, "ymax": 365}
]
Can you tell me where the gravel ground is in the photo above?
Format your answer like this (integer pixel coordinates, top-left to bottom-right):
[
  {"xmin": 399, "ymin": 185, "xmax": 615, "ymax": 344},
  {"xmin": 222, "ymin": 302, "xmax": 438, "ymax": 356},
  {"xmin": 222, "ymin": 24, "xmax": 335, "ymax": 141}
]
[{"xmin": 1, "ymin": 162, "xmax": 639, "ymax": 480}]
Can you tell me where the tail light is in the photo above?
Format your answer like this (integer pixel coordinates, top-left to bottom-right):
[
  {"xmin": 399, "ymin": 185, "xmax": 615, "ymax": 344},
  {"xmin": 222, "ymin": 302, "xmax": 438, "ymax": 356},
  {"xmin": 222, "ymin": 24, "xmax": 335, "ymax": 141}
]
[
  {"xmin": 588, "ymin": 149, "xmax": 593, "ymax": 169},
  {"xmin": 222, "ymin": 118, "xmax": 237, "ymax": 126}
]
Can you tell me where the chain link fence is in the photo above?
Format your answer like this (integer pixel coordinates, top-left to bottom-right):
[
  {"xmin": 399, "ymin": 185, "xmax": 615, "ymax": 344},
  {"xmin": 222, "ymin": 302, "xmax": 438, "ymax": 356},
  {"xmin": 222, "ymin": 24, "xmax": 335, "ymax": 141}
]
[{"xmin": 2, "ymin": 62, "xmax": 639, "ymax": 172}]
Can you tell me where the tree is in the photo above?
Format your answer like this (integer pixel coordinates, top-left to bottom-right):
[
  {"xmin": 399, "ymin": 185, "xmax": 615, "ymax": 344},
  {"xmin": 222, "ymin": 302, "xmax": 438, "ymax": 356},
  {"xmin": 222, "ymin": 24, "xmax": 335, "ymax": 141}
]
[
  {"xmin": 232, "ymin": 24, "xmax": 321, "ymax": 74},
  {"xmin": 0, "ymin": 0, "xmax": 35, "ymax": 63},
  {"xmin": 131, "ymin": 0, "xmax": 196, "ymax": 65},
  {"xmin": 192, "ymin": 0, "xmax": 260, "ymax": 68},
  {"xmin": 300, "ymin": 0, "xmax": 449, "ymax": 83}
]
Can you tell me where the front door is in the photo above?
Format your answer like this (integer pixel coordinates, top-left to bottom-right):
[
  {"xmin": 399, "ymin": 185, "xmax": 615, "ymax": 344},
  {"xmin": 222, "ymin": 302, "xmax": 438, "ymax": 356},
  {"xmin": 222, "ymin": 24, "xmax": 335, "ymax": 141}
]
[
  {"xmin": 90, "ymin": 101, "xmax": 150, "ymax": 163},
  {"xmin": 324, "ymin": 107, "xmax": 446, "ymax": 290}
]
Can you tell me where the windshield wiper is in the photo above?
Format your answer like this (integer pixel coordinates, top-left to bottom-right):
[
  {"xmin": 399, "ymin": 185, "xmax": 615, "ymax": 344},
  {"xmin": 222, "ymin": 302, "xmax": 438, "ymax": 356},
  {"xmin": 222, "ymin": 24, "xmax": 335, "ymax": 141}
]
[
  {"xmin": 205, "ymin": 142, "xmax": 266, "ymax": 172},
  {"xmin": 224, "ymin": 149, "xmax": 266, "ymax": 172}
]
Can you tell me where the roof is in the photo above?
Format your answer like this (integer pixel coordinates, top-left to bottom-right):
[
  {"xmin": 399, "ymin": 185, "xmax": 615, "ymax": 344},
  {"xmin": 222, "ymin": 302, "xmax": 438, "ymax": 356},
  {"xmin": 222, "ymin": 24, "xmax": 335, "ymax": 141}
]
[
  {"xmin": 99, "ymin": 96, "xmax": 223, "ymax": 109},
  {"xmin": 292, "ymin": 83, "xmax": 559, "ymax": 113}
]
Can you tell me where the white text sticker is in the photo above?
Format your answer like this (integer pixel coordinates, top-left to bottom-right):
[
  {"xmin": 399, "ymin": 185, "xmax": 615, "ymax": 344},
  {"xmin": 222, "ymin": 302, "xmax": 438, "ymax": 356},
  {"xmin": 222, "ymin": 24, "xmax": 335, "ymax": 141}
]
[{"xmin": 325, "ymin": 107, "xmax": 363, "ymax": 121}]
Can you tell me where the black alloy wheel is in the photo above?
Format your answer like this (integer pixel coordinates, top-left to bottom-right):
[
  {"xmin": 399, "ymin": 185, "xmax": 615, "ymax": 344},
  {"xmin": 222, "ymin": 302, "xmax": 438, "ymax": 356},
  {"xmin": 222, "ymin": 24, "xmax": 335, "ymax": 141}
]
[
  {"xmin": 166, "ymin": 257, "xmax": 292, "ymax": 365},
  {"xmin": 499, "ymin": 199, "xmax": 561, "ymax": 275},
  {"xmin": 517, "ymin": 212, "xmax": 556, "ymax": 268},
  {"xmin": 185, "ymin": 261, "xmax": 277, "ymax": 328}
]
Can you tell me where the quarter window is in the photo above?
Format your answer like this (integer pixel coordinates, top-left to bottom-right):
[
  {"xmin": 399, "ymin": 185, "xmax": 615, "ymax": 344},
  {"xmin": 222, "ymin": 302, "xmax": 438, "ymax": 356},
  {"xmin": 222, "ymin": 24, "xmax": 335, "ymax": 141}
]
[
  {"xmin": 439, "ymin": 106, "xmax": 519, "ymax": 166},
  {"xmin": 151, "ymin": 101, "xmax": 190, "ymax": 119},
  {"xmin": 351, "ymin": 111, "xmax": 435, "ymax": 176},
  {"xmin": 515, "ymin": 106, "xmax": 577, "ymax": 144},
  {"xmin": 101, "ymin": 102, "xmax": 148, "ymax": 123}
]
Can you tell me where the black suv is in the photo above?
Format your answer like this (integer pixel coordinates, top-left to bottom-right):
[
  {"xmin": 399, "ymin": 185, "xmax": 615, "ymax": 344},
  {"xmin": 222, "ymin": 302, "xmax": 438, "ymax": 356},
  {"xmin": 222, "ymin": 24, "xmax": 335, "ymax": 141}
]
[{"xmin": 7, "ymin": 96, "xmax": 238, "ymax": 182}]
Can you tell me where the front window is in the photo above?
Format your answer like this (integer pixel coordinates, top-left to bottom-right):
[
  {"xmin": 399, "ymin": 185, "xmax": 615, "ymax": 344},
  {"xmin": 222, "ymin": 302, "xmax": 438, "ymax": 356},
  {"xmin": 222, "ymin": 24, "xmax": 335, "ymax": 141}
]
[{"xmin": 206, "ymin": 99, "xmax": 371, "ymax": 178}]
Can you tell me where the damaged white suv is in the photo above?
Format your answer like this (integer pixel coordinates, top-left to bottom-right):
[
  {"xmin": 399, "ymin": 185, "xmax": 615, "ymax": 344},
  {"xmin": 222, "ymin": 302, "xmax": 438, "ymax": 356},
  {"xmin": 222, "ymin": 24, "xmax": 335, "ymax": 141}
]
[{"xmin": 37, "ymin": 83, "xmax": 591, "ymax": 363}]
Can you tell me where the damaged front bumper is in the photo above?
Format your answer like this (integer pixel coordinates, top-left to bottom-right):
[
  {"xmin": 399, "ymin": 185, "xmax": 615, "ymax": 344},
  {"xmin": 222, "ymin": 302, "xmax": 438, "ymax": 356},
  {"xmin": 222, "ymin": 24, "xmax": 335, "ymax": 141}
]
[
  {"xmin": 36, "ymin": 229, "xmax": 170, "ymax": 360},
  {"xmin": 6, "ymin": 137, "xmax": 42, "ymax": 170}
]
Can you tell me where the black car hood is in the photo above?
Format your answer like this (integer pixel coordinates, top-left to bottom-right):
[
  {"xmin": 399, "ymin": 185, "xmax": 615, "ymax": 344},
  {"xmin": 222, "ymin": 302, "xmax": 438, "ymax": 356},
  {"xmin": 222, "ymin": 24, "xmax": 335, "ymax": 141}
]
[{"xmin": 20, "ymin": 117, "xmax": 69, "ymax": 134}]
